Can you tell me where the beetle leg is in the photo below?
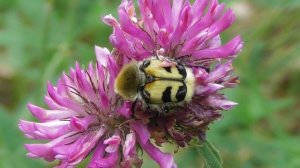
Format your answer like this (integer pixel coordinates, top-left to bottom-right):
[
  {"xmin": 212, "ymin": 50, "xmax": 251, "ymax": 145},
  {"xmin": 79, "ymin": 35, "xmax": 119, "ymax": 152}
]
[{"xmin": 162, "ymin": 105, "xmax": 169, "ymax": 113}]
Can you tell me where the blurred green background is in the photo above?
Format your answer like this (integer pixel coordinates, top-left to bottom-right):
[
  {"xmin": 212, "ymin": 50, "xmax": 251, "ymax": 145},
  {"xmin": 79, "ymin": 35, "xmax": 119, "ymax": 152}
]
[{"xmin": 0, "ymin": 0, "xmax": 299, "ymax": 167}]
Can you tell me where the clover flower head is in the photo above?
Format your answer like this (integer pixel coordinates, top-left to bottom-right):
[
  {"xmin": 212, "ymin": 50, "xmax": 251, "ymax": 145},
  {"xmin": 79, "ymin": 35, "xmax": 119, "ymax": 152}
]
[
  {"xmin": 19, "ymin": 47, "xmax": 177, "ymax": 168},
  {"xmin": 104, "ymin": 0, "xmax": 243, "ymax": 146}
]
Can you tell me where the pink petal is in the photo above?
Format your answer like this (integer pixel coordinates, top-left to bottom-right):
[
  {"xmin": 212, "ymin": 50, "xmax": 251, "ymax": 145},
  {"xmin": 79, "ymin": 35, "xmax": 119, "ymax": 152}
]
[
  {"xmin": 102, "ymin": 14, "xmax": 119, "ymax": 27},
  {"xmin": 104, "ymin": 135, "xmax": 121, "ymax": 153},
  {"xmin": 44, "ymin": 95, "xmax": 66, "ymax": 110},
  {"xmin": 19, "ymin": 120, "xmax": 71, "ymax": 140},
  {"xmin": 123, "ymin": 131, "xmax": 136, "ymax": 160},
  {"xmin": 139, "ymin": 140, "xmax": 176, "ymax": 168},
  {"xmin": 207, "ymin": 9, "xmax": 236, "ymax": 39},
  {"xmin": 151, "ymin": 0, "xmax": 172, "ymax": 28},
  {"xmin": 117, "ymin": 102, "xmax": 132, "ymax": 118},
  {"xmin": 206, "ymin": 61, "xmax": 233, "ymax": 83},
  {"xmin": 95, "ymin": 46, "xmax": 110, "ymax": 67},
  {"xmin": 190, "ymin": 0, "xmax": 209, "ymax": 24},
  {"xmin": 74, "ymin": 63, "xmax": 98, "ymax": 105},
  {"xmin": 170, "ymin": 5, "xmax": 190, "ymax": 47},
  {"xmin": 47, "ymin": 82, "xmax": 84, "ymax": 115},
  {"xmin": 24, "ymin": 132, "xmax": 74, "ymax": 161},
  {"xmin": 96, "ymin": 64, "xmax": 110, "ymax": 111},
  {"xmin": 207, "ymin": 35, "xmax": 221, "ymax": 49},
  {"xmin": 195, "ymin": 83, "xmax": 224, "ymax": 95},
  {"xmin": 191, "ymin": 35, "xmax": 243, "ymax": 59},
  {"xmin": 118, "ymin": 1, "xmax": 154, "ymax": 47},
  {"xmin": 131, "ymin": 121, "xmax": 150, "ymax": 144},
  {"xmin": 107, "ymin": 56, "xmax": 119, "ymax": 97},
  {"xmin": 206, "ymin": 96, "xmax": 238, "ymax": 110},
  {"xmin": 172, "ymin": 0, "xmax": 185, "ymax": 27},
  {"xmin": 53, "ymin": 127, "xmax": 106, "ymax": 165},
  {"xmin": 87, "ymin": 140, "xmax": 106, "ymax": 168},
  {"xmin": 70, "ymin": 116, "xmax": 95, "ymax": 131},
  {"xmin": 88, "ymin": 151, "xmax": 119, "ymax": 168},
  {"xmin": 28, "ymin": 104, "xmax": 75, "ymax": 122}
]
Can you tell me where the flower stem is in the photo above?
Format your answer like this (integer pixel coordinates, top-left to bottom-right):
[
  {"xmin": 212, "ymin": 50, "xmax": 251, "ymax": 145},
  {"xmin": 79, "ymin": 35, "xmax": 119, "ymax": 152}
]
[{"xmin": 196, "ymin": 139, "xmax": 223, "ymax": 168}]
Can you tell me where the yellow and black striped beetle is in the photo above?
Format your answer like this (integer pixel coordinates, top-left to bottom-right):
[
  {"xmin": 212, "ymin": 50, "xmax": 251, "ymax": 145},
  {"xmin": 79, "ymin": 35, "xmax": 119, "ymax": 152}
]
[{"xmin": 114, "ymin": 57, "xmax": 195, "ymax": 112}]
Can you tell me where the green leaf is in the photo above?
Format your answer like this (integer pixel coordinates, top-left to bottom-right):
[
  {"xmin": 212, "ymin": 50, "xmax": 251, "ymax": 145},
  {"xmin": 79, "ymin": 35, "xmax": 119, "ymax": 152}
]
[{"xmin": 196, "ymin": 140, "xmax": 222, "ymax": 168}]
